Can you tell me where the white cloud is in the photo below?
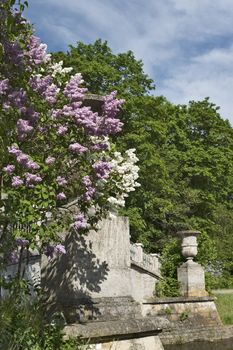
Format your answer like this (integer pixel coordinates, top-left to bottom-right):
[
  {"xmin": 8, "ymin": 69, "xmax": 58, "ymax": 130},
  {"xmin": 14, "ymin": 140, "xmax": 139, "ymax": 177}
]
[
  {"xmin": 159, "ymin": 45, "xmax": 233, "ymax": 121},
  {"xmin": 25, "ymin": 0, "xmax": 233, "ymax": 122}
]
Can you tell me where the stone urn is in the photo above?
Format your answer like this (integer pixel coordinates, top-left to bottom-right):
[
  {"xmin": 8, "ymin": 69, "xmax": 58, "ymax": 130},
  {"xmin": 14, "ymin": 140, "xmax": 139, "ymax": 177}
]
[
  {"xmin": 177, "ymin": 230, "xmax": 208, "ymax": 297},
  {"xmin": 178, "ymin": 230, "xmax": 200, "ymax": 261}
]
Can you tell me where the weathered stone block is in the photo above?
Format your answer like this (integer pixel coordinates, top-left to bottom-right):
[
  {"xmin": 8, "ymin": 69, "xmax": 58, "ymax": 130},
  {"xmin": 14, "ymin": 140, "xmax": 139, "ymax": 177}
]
[{"xmin": 177, "ymin": 260, "xmax": 208, "ymax": 297}]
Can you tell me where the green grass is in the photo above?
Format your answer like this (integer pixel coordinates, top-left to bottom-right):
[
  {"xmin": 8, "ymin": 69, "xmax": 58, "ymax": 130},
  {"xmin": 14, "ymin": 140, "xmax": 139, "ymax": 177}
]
[{"xmin": 214, "ymin": 293, "xmax": 233, "ymax": 325}]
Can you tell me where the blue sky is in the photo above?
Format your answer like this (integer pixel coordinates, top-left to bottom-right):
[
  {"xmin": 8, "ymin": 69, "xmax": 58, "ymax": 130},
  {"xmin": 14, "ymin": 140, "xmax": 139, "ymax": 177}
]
[{"xmin": 25, "ymin": 0, "xmax": 233, "ymax": 122}]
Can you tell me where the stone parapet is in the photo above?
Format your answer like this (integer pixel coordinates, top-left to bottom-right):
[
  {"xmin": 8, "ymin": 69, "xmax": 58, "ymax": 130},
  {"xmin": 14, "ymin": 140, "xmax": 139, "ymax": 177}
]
[{"xmin": 130, "ymin": 243, "xmax": 161, "ymax": 278}]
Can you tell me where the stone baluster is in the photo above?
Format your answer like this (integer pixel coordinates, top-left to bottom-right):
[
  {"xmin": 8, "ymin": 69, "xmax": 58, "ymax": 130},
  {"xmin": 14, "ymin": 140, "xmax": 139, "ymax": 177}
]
[
  {"xmin": 150, "ymin": 253, "xmax": 160, "ymax": 274},
  {"xmin": 135, "ymin": 243, "xmax": 144, "ymax": 263}
]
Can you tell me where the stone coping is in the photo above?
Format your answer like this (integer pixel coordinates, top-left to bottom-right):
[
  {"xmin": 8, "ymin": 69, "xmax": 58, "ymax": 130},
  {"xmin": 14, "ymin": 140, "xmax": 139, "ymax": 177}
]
[
  {"xmin": 64, "ymin": 317, "xmax": 168, "ymax": 342},
  {"xmin": 131, "ymin": 261, "xmax": 161, "ymax": 279},
  {"xmin": 84, "ymin": 93, "xmax": 104, "ymax": 102},
  {"xmin": 83, "ymin": 94, "xmax": 104, "ymax": 113},
  {"xmin": 177, "ymin": 230, "xmax": 201, "ymax": 239},
  {"xmin": 143, "ymin": 296, "xmax": 215, "ymax": 304}
]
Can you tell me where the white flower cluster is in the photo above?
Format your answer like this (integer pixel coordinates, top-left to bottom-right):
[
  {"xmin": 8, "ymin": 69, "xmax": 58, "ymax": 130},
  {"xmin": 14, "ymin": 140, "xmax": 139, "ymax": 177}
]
[
  {"xmin": 108, "ymin": 148, "xmax": 140, "ymax": 208},
  {"xmin": 44, "ymin": 53, "xmax": 52, "ymax": 63},
  {"xmin": 49, "ymin": 61, "xmax": 73, "ymax": 77}
]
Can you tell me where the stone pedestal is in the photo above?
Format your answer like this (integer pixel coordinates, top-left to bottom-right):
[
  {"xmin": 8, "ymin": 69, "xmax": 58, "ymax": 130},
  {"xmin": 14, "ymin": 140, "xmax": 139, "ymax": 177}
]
[
  {"xmin": 177, "ymin": 260, "xmax": 208, "ymax": 297},
  {"xmin": 177, "ymin": 230, "xmax": 208, "ymax": 297}
]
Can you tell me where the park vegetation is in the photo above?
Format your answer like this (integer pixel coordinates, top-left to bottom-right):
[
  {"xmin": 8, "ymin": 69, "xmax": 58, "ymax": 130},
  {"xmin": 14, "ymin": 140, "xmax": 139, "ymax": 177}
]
[{"xmin": 1, "ymin": 0, "xmax": 233, "ymax": 348}]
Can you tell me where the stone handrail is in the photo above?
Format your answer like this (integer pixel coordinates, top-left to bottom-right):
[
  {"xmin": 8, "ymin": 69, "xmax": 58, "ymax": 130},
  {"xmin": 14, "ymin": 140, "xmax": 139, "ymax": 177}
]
[{"xmin": 130, "ymin": 243, "xmax": 161, "ymax": 277}]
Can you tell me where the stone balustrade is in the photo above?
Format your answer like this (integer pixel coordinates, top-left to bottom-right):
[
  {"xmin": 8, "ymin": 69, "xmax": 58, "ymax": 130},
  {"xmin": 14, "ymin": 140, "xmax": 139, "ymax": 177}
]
[{"xmin": 130, "ymin": 242, "xmax": 161, "ymax": 277}]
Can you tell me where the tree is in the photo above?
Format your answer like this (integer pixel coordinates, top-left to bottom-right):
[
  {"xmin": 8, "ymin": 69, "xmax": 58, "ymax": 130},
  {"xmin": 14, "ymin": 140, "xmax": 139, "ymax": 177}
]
[{"xmin": 53, "ymin": 39, "xmax": 155, "ymax": 98}]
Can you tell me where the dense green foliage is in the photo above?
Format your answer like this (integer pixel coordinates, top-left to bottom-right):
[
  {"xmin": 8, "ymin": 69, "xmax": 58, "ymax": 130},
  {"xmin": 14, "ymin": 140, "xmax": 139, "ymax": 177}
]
[
  {"xmin": 53, "ymin": 39, "xmax": 155, "ymax": 98},
  {"xmin": 0, "ymin": 282, "xmax": 88, "ymax": 349},
  {"xmin": 54, "ymin": 40, "xmax": 233, "ymax": 291}
]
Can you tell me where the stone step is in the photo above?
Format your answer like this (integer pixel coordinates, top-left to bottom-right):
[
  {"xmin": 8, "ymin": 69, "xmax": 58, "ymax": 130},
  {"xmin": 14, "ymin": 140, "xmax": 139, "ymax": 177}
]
[
  {"xmin": 60, "ymin": 296, "xmax": 142, "ymax": 323},
  {"xmin": 63, "ymin": 317, "xmax": 168, "ymax": 342}
]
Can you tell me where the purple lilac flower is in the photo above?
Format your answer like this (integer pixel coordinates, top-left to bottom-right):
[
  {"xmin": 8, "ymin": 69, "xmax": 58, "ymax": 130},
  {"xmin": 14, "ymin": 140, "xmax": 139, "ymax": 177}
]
[
  {"xmin": 12, "ymin": 176, "xmax": 24, "ymax": 187},
  {"xmin": 25, "ymin": 173, "xmax": 42, "ymax": 187},
  {"xmin": 73, "ymin": 213, "xmax": 87, "ymax": 231},
  {"xmin": 93, "ymin": 161, "xmax": 112, "ymax": 179},
  {"xmin": 30, "ymin": 75, "xmax": 51, "ymax": 92},
  {"xmin": 55, "ymin": 244, "xmax": 66, "ymax": 254},
  {"xmin": 5, "ymin": 40, "xmax": 24, "ymax": 66},
  {"xmin": 64, "ymin": 73, "xmax": 87, "ymax": 101},
  {"xmin": 56, "ymin": 176, "xmax": 67, "ymax": 186},
  {"xmin": 72, "ymin": 106, "xmax": 99, "ymax": 135},
  {"xmin": 44, "ymin": 243, "xmax": 66, "ymax": 260},
  {"xmin": 100, "ymin": 117, "xmax": 123, "ymax": 135},
  {"xmin": 26, "ymin": 106, "xmax": 40, "ymax": 123},
  {"xmin": 16, "ymin": 237, "xmax": 29, "ymax": 247},
  {"xmin": 61, "ymin": 102, "xmax": 82, "ymax": 117},
  {"xmin": 7, "ymin": 89, "xmax": 27, "ymax": 109},
  {"xmin": 8, "ymin": 146, "xmax": 22, "ymax": 157},
  {"xmin": 44, "ymin": 84, "xmax": 60, "ymax": 104},
  {"xmin": 71, "ymin": 102, "xmax": 122, "ymax": 136},
  {"xmin": 62, "ymin": 105, "xmax": 74, "ymax": 116},
  {"xmin": 3, "ymin": 164, "xmax": 15, "ymax": 175},
  {"xmin": 26, "ymin": 160, "xmax": 40, "ymax": 170},
  {"xmin": 17, "ymin": 119, "xmax": 33, "ymax": 139},
  {"xmin": 9, "ymin": 251, "xmax": 19, "ymax": 264},
  {"xmin": 29, "ymin": 75, "xmax": 59, "ymax": 105},
  {"xmin": 103, "ymin": 91, "xmax": 124, "ymax": 119},
  {"xmin": 57, "ymin": 125, "xmax": 68, "ymax": 135},
  {"xmin": 92, "ymin": 143, "xmax": 109, "ymax": 151},
  {"xmin": 82, "ymin": 175, "xmax": 92, "ymax": 187},
  {"xmin": 86, "ymin": 91, "xmax": 123, "ymax": 135},
  {"xmin": 57, "ymin": 192, "xmax": 66, "ymax": 200},
  {"xmin": 45, "ymin": 156, "xmax": 56, "ymax": 165},
  {"xmin": 8, "ymin": 147, "xmax": 40, "ymax": 170},
  {"xmin": 16, "ymin": 153, "xmax": 30, "ymax": 166},
  {"xmin": 83, "ymin": 186, "xmax": 96, "ymax": 201},
  {"xmin": 69, "ymin": 143, "xmax": 88, "ymax": 154},
  {"xmin": 0, "ymin": 79, "xmax": 9, "ymax": 95},
  {"xmin": 59, "ymin": 102, "xmax": 103, "ymax": 136},
  {"xmin": 28, "ymin": 35, "xmax": 48, "ymax": 65},
  {"xmin": 19, "ymin": 106, "xmax": 27, "ymax": 114},
  {"xmin": 51, "ymin": 108, "xmax": 63, "ymax": 119}
]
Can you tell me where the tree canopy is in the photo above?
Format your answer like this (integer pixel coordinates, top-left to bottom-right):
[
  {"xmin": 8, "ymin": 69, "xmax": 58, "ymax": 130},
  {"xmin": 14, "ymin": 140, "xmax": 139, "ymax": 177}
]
[{"xmin": 53, "ymin": 39, "xmax": 155, "ymax": 98}]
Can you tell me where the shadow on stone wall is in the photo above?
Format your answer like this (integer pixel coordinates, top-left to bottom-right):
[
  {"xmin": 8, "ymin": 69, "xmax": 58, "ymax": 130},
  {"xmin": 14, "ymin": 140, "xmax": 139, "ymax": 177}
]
[{"xmin": 41, "ymin": 231, "xmax": 109, "ymax": 323}]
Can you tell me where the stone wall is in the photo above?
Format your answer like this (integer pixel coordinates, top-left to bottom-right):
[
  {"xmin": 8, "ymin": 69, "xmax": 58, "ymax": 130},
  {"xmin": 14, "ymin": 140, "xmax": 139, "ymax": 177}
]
[
  {"xmin": 41, "ymin": 216, "xmax": 160, "ymax": 315},
  {"xmin": 141, "ymin": 296, "xmax": 233, "ymax": 344}
]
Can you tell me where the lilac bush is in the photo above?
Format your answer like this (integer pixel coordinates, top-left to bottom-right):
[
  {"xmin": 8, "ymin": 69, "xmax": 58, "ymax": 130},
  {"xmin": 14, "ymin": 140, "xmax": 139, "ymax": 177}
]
[{"xmin": 0, "ymin": 0, "xmax": 140, "ymax": 265}]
